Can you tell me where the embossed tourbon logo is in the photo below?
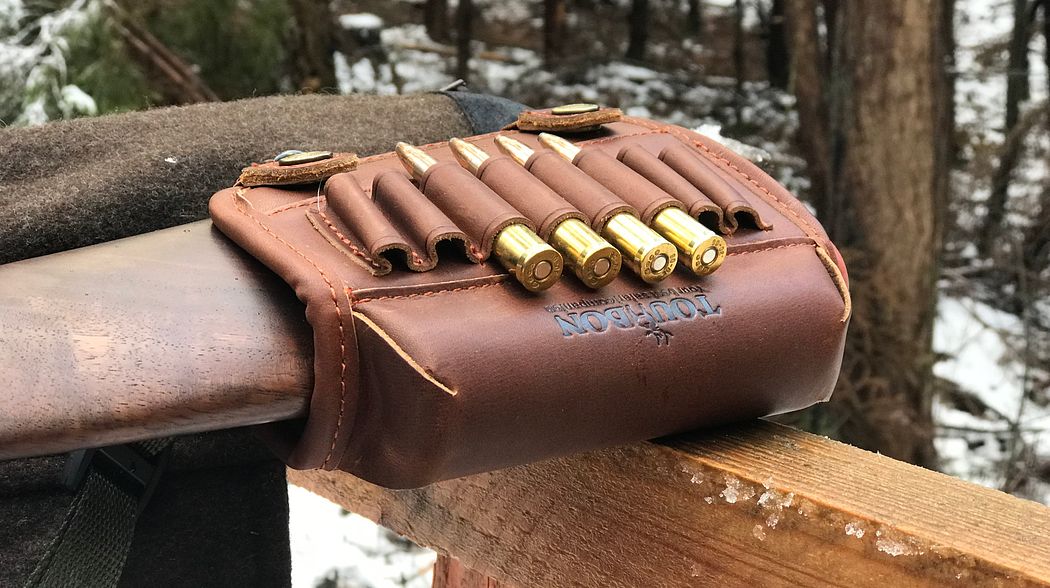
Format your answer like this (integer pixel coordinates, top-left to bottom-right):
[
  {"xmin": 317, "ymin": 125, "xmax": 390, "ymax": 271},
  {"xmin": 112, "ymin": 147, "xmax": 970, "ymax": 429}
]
[{"xmin": 544, "ymin": 286, "xmax": 721, "ymax": 346}]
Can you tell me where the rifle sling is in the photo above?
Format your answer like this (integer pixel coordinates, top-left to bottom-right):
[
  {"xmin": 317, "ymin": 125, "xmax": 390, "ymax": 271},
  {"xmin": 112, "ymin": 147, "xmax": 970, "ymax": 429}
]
[{"xmin": 24, "ymin": 440, "xmax": 172, "ymax": 588}]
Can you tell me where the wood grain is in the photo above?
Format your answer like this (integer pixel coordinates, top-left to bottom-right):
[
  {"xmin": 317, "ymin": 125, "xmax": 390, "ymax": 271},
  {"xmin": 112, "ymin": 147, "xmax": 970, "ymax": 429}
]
[
  {"xmin": 432, "ymin": 556, "xmax": 507, "ymax": 588},
  {"xmin": 291, "ymin": 421, "xmax": 1050, "ymax": 588},
  {"xmin": 0, "ymin": 220, "xmax": 313, "ymax": 459}
]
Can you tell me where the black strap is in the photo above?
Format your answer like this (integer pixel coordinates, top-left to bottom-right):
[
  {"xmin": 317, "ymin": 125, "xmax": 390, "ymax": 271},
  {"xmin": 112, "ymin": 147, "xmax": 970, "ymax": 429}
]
[
  {"xmin": 440, "ymin": 89, "xmax": 528, "ymax": 134},
  {"xmin": 25, "ymin": 440, "xmax": 172, "ymax": 588}
]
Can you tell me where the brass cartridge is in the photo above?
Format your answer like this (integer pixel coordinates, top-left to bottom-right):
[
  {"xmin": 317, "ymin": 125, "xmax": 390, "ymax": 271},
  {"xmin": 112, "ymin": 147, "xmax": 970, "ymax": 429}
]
[
  {"xmin": 650, "ymin": 207, "xmax": 727, "ymax": 275},
  {"xmin": 450, "ymin": 138, "xmax": 621, "ymax": 288},
  {"xmin": 395, "ymin": 142, "xmax": 562, "ymax": 292},
  {"xmin": 538, "ymin": 133, "xmax": 726, "ymax": 276},
  {"xmin": 502, "ymin": 135, "xmax": 676, "ymax": 283}
]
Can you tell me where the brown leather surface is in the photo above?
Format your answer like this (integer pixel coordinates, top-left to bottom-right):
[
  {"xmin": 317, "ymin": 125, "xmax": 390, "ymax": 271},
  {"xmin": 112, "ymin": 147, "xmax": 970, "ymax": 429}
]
[
  {"xmin": 475, "ymin": 155, "xmax": 585, "ymax": 239},
  {"xmin": 209, "ymin": 117, "xmax": 850, "ymax": 487},
  {"xmin": 238, "ymin": 153, "xmax": 359, "ymax": 187},
  {"xmin": 572, "ymin": 148, "xmax": 684, "ymax": 224},
  {"xmin": 419, "ymin": 161, "xmax": 534, "ymax": 257},
  {"xmin": 525, "ymin": 150, "xmax": 637, "ymax": 231},
  {"xmin": 324, "ymin": 171, "xmax": 478, "ymax": 274},
  {"xmin": 659, "ymin": 142, "xmax": 773, "ymax": 233},
  {"xmin": 617, "ymin": 144, "xmax": 726, "ymax": 233},
  {"xmin": 511, "ymin": 106, "xmax": 623, "ymax": 132}
]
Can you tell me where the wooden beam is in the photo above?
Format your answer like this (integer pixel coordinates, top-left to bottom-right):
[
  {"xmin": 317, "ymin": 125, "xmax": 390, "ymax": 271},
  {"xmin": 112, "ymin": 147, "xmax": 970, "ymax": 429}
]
[
  {"xmin": 0, "ymin": 221, "xmax": 313, "ymax": 459},
  {"xmin": 290, "ymin": 421, "xmax": 1050, "ymax": 588}
]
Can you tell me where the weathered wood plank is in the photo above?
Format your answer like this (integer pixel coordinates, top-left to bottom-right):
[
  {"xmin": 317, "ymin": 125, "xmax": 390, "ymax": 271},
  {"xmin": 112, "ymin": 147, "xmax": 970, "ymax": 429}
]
[
  {"xmin": 432, "ymin": 556, "xmax": 507, "ymax": 588},
  {"xmin": 291, "ymin": 421, "xmax": 1050, "ymax": 588}
]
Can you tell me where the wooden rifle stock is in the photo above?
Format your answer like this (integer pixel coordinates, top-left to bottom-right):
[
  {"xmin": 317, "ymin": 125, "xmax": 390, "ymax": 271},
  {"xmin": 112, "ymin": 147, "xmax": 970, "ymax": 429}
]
[{"xmin": 0, "ymin": 221, "xmax": 313, "ymax": 460}]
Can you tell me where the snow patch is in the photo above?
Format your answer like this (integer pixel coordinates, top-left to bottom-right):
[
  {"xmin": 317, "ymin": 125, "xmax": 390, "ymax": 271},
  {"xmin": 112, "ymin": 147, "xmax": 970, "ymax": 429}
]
[
  {"xmin": 752, "ymin": 524, "xmax": 767, "ymax": 541},
  {"xmin": 339, "ymin": 13, "xmax": 383, "ymax": 31},
  {"xmin": 845, "ymin": 522, "xmax": 865, "ymax": 539}
]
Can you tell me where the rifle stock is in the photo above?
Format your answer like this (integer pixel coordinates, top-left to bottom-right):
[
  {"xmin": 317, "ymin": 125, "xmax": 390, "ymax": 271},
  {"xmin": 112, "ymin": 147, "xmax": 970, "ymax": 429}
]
[{"xmin": 0, "ymin": 221, "xmax": 313, "ymax": 460}]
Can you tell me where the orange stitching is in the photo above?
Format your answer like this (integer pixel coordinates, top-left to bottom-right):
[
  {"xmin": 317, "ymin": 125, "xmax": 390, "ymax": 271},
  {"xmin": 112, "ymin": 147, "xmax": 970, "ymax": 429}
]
[
  {"xmin": 268, "ymin": 198, "xmax": 318, "ymax": 215},
  {"xmin": 578, "ymin": 129, "xmax": 665, "ymax": 147},
  {"xmin": 352, "ymin": 242, "xmax": 809, "ymax": 305},
  {"xmin": 352, "ymin": 280, "xmax": 507, "ymax": 305},
  {"xmin": 725, "ymin": 242, "xmax": 810, "ymax": 257},
  {"xmin": 316, "ymin": 210, "xmax": 383, "ymax": 269},
  {"xmin": 231, "ymin": 188, "xmax": 349, "ymax": 469}
]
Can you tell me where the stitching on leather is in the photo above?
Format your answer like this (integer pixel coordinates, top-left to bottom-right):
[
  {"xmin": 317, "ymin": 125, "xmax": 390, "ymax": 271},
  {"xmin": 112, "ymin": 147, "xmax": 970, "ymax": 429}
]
[
  {"xmin": 580, "ymin": 129, "xmax": 665, "ymax": 147},
  {"xmin": 231, "ymin": 187, "xmax": 349, "ymax": 469},
  {"xmin": 268, "ymin": 198, "xmax": 317, "ymax": 215},
  {"xmin": 315, "ymin": 210, "xmax": 384, "ymax": 269},
  {"xmin": 351, "ymin": 243, "xmax": 806, "ymax": 305},
  {"xmin": 306, "ymin": 212, "xmax": 385, "ymax": 274},
  {"xmin": 725, "ymin": 242, "xmax": 809, "ymax": 257},
  {"xmin": 351, "ymin": 309, "xmax": 457, "ymax": 396},
  {"xmin": 352, "ymin": 280, "xmax": 507, "ymax": 305}
]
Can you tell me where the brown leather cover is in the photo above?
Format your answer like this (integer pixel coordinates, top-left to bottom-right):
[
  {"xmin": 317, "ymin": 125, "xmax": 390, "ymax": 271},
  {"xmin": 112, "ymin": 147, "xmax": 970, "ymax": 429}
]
[
  {"xmin": 475, "ymin": 155, "xmax": 585, "ymax": 239},
  {"xmin": 209, "ymin": 117, "xmax": 851, "ymax": 488},
  {"xmin": 525, "ymin": 150, "xmax": 636, "ymax": 231},
  {"xmin": 510, "ymin": 106, "xmax": 623, "ymax": 132},
  {"xmin": 659, "ymin": 142, "xmax": 773, "ymax": 233},
  {"xmin": 617, "ymin": 144, "xmax": 727, "ymax": 233},
  {"xmin": 572, "ymin": 147, "xmax": 684, "ymax": 224}
]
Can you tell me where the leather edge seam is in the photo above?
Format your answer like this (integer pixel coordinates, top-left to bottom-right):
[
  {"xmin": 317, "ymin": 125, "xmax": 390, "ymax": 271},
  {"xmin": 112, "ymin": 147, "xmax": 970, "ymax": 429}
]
[{"xmin": 351, "ymin": 309, "xmax": 458, "ymax": 397}]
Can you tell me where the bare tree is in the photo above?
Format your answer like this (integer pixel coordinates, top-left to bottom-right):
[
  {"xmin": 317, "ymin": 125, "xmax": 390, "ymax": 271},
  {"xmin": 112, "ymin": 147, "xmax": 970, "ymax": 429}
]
[
  {"xmin": 760, "ymin": 0, "xmax": 791, "ymax": 89},
  {"xmin": 424, "ymin": 0, "xmax": 451, "ymax": 43},
  {"xmin": 288, "ymin": 0, "xmax": 337, "ymax": 93},
  {"xmin": 982, "ymin": 0, "xmax": 1038, "ymax": 254},
  {"xmin": 686, "ymin": 0, "xmax": 705, "ymax": 38},
  {"xmin": 1006, "ymin": 0, "xmax": 1034, "ymax": 131},
  {"xmin": 626, "ymin": 0, "xmax": 649, "ymax": 61},
  {"xmin": 733, "ymin": 0, "xmax": 745, "ymax": 124},
  {"xmin": 784, "ymin": 0, "xmax": 833, "ymax": 223},
  {"xmin": 544, "ymin": 0, "xmax": 567, "ymax": 68},
  {"xmin": 786, "ymin": 0, "xmax": 951, "ymax": 467},
  {"xmin": 455, "ymin": 0, "xmax": 473, "ymax": 83}
]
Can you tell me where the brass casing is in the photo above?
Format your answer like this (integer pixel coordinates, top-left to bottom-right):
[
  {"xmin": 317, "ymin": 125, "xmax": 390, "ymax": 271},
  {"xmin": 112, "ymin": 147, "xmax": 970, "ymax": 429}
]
[
  {"xmin": 395, "ymin": 142, "xmax": 438, "ymax": 179},
  {"xmin": 537, "ymin": 132, "xmax": 581, "ymax": 161},
  {"xmin": 603, "ymin": 213, "xmax": 677, "ymax": 284},
  {"xmin": 448, "ymin": 138, "xmax": 488, "ymax": 173},
  {"xmin": 549, "ymin": 218, "xmax": 621, "ymax": 289},
  {"xmin": 450, "ymin": 138, "xmax": 616, "ymax": 289},
  {"xmin": 494, "ymin": 135, "xmax": 534, "ymax": 166},
  {"xmin": 494, "ymin": 224, "xmax": 564, "ymax": 292},
  {"xmin": 651, "ymin": 207, "xmax": 727, "ymax": 276}
]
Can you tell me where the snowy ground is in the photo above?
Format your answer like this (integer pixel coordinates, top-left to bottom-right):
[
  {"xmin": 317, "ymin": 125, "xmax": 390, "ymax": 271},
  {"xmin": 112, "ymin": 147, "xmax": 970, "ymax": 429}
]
[{"xmin": 289, "ymin": 486, "xmax": 436, "ymax": 588}]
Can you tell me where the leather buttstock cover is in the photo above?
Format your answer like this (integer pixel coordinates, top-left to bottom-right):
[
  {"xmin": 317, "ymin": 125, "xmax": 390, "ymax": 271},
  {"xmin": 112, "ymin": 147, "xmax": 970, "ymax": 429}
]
[{"xmin": 208, "ymin": 117, "xmax": 851, "ymax": 489}]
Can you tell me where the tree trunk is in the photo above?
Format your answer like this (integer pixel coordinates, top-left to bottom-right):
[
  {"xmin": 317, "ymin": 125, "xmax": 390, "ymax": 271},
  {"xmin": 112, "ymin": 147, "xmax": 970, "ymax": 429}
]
[
  {"xmin": 789, "ymin": 0, "xmax": 947, "ymax": 467},
  {"xmin": 733, "ymin": 0, "xmax": 745, "ymax": 124},
  {"xmin": 784, "ymin": 0, "xmax": 833, "ymax": 229},
  {"xmin": 981, "ymin": 0, "xmax": 1035, "ymax": 255},
  {"xmin": 455, "ymin": 0, "xmax": 473, "ymax": 83},
  {"xmin": 1044, "ymin": 0, "xmax": 1049, "ymax": 97},
  {"xmin": 544, "ymin": 0, "xmax": 567, "ymax": 68},
  {"xmin": 626, "ymin": 0, "xmax": 649, "ymax": 61},
  {"xmin": 288, "ymin": 0, "xmax": 337, "ymax": 93},
  {"xmin": 1006, "ymin": 0, "xmax": 1032, "ymax": 130},
  {"xmin": 686, "ymin": 0, "xmax": 705, "ymax": 38},
  {"xmin": 424, "ymin": 0, "xmax": 451, "ymax": 43},
  {"xmin": 766, "ymin": 0, "xmax": 791, "ymax": 88}
]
